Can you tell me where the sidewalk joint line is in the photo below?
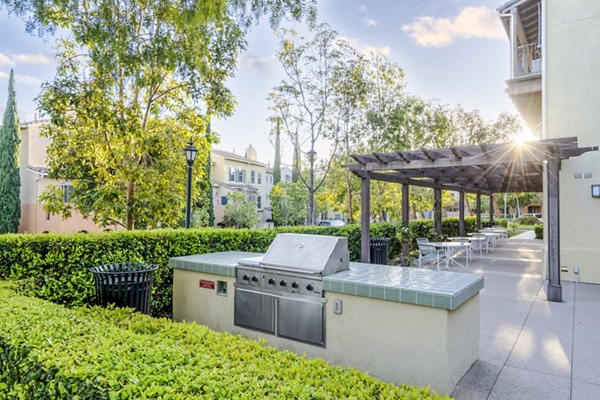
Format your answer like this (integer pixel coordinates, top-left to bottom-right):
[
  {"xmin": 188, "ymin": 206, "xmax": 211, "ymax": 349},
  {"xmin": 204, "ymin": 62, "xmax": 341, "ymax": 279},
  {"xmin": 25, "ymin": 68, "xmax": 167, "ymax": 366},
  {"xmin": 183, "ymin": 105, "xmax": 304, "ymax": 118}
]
[{"xmin": 484, "ymin": 280, "xmax": 544, "ymax": 400}]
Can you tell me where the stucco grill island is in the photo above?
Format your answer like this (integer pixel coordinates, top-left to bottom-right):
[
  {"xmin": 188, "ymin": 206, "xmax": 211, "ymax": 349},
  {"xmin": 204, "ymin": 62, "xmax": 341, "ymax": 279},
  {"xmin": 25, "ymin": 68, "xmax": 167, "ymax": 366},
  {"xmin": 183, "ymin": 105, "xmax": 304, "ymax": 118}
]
[{"xmin": 171, "ymin": 233, "xmax": 484, "ymax": 393}]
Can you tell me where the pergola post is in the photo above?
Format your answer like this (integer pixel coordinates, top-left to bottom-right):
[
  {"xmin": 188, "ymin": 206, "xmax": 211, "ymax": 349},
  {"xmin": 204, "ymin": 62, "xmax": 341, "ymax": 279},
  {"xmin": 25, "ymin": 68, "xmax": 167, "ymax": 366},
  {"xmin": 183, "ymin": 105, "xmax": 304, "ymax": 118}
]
[
  {"xmin": 434, "ymin": 187, "xmax": 442, "ymax": 235},
  {"xmin": 476, "ymin": 193, "xmax": 482, "ymax": 230},
  {"xmin": 489, "ymin": 194, "xmax": 495, "ymax": 225},
  {"xmin": 402, "ymin": 183, "xmax": 410, "ymax": 265},
  {"xmin": 547, "ymin": 157, "xmax": 562, "ymax": 302},
  {"xmin": 459, "ymin": 192, "xmax": 465, "ymax": 236},
  {"xmin": 361, "ymin": 174, "xmax": 371, "ymax": 263}
]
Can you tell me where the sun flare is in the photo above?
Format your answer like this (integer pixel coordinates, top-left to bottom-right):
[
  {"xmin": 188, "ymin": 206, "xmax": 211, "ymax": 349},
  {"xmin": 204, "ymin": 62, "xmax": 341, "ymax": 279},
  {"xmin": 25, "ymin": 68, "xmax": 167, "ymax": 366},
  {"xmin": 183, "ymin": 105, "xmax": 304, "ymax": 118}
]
[{"xmin": 512, "ymin": 129, "xmax": 538, "ymax": 145}]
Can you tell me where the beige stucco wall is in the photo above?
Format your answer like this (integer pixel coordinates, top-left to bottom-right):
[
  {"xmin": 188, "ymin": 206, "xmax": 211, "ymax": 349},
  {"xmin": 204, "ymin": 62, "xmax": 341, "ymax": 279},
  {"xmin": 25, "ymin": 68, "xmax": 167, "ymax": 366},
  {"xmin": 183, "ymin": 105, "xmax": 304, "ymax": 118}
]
[
  {"xmin": 173, "ymin": 269, "xmax": 479, "ymax": 393},
  {"xmin": 543, "ymin": 0, "xmax": 600, "ymax": 283},
  {"xmin": 18, "ymin": 122, "xmax": 122, "ymax": 234},
  {"xmin": 20, "ymin": 202, "xmax": 119, "ymax": 234}
]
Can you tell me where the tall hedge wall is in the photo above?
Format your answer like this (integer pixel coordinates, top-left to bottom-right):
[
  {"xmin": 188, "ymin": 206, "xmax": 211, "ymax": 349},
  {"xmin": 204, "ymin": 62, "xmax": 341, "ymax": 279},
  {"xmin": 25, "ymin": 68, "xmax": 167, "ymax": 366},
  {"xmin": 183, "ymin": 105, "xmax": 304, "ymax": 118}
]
[{"xmin": 0, "ymin": 217, "xmax": 491, "ymax": 316}]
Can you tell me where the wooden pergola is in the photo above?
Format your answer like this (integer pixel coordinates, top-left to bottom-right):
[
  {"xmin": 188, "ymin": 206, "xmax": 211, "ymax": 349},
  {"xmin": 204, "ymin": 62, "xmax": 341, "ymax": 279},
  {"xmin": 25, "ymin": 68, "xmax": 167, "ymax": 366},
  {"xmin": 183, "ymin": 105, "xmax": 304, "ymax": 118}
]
[{"xmin": 346, "ymin": 137, "xmax": 597, "ymax": 302}]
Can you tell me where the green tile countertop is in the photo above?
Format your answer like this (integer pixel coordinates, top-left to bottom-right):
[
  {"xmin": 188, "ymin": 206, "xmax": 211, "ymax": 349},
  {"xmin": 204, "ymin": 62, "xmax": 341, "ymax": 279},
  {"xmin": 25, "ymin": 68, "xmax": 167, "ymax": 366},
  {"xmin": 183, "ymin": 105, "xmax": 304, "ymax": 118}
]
[
  {"xmin": 324, "ymin": 263, "xmax": 484, "ymax": 311},
  {"xmin": 169, "ymin": 251, "xmax": 262, "ymax": 277},
  {"xmin": 170, "ymin": 252, "xmax": 483, "ymax": 311}
]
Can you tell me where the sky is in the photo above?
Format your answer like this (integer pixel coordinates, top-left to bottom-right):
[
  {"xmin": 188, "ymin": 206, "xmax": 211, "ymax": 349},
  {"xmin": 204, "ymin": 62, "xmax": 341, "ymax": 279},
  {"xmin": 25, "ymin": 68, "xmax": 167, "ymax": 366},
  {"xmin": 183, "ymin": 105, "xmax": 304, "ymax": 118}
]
[{"xmin": 0, "ymin": 0, "xmax": 519, "ymax": 166}]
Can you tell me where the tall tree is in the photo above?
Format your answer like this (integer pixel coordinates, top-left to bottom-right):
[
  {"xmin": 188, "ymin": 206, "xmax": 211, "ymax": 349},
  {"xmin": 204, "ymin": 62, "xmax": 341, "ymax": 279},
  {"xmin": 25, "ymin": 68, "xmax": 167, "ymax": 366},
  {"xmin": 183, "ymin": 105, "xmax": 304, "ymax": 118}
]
[
  {"xmin": 270, "ymin": 24, "xmax": 348, "ymax": 224},
  {"xmin": 273, "ymin": 118, "xmax": 282, "ymax": 184},
  {"xmin": 0, "ymin": 69, "xmax": 21, "ymax": 234},
  {"xmin": 199, "ymin": 121, "xmax": 215, "ymax": 227},
  {"xmin": 291, "ymin": 132, "xmax": 300, "ymax": 183},
  {"xmin": 331, "ymin": 48, "xmax": 368, "ymax": 223},
  {"xmin": 3, "ymin": 0, "xmax": 315, "ymax": 230}
]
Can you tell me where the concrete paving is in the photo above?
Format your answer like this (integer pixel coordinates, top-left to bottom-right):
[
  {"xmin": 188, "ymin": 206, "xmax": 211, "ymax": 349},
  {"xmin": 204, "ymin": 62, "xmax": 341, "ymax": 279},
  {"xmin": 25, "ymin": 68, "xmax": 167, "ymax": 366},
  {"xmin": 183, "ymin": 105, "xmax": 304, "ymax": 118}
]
[{"xmin": 448, "ymin": 232, "xmax": 600, "ymax": 400}]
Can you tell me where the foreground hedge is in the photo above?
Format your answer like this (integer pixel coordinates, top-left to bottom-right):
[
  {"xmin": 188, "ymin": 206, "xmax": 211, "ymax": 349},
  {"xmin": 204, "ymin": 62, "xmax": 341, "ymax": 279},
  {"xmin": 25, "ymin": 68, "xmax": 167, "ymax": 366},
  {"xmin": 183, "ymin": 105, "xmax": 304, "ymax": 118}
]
[
  {"xmin": 0, "ymin": 283, "xmax": 451, "ymax": 400},
  {"xmin": 0, "ymin": 218, "xmax": 487, "ymax": 316}
]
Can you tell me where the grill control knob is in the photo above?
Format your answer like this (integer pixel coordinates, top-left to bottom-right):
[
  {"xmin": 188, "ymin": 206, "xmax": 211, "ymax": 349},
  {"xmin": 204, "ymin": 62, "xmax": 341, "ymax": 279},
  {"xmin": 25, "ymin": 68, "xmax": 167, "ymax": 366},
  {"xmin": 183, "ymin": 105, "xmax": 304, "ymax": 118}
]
[
  {"xmin": 280, "ymin": 280, "xmax": 287, "ymax": 287},
  {"xmin": 291, "ymin": 282, "xmax": 299, "ymax": 289},
  {"xmin": 268, "ymin": 278, "xmax": 276, "ymax": 285},
  {"xmin": 242, "ymin": 274, "xmax": 250, "ymax": 281},
  {"xmin": 306, "ymin": 284, "xmax": 314, "ymax": 291},
  {"xmin": 251, "ymin": 276, "xmax": 259, "ymax": 283}
]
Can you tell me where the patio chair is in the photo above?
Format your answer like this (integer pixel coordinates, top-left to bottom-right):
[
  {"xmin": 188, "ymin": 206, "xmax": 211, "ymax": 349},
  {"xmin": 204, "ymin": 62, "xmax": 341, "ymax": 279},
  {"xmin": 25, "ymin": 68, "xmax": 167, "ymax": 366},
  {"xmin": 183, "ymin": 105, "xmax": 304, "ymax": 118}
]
[
  {"xmin": 450, "ymin": 238, "xmax": 472, "ymax": 263},
  {"xmin": 473, "ymin": 232, "xmax": 491, "ymax": 252},
  {"xmin": 418, "ymin": 243, "xmax": 447, "ymax": 270},
  {"xmin": 416, "ymin": 237, "xmax": 429, "ymax": 245}
]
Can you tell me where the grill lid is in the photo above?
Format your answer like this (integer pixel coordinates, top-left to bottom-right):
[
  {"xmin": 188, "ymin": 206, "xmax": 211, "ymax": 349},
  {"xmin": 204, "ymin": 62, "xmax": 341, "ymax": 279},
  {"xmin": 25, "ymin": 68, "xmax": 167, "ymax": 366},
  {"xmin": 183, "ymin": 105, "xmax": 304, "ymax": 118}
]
[{"xmin": 255, "ymin": 233, "xmax": 349, "ymax": 276}]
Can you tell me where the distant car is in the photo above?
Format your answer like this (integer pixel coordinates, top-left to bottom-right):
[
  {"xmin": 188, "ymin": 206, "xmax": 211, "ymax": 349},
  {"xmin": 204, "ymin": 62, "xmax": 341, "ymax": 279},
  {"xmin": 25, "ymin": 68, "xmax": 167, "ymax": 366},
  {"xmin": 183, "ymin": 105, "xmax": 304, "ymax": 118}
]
[{"xmin": 318, "ymin": 220, "xmax": 346, "ymax": 227}]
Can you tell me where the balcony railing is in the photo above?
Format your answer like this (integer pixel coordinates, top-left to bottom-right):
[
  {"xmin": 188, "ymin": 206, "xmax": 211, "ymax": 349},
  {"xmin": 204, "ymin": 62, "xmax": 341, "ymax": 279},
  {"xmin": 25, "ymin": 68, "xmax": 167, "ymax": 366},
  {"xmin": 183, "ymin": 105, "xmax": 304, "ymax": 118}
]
[{"xmin": 514, "ymin": 43, "xmax": 542, "ymax": 78}]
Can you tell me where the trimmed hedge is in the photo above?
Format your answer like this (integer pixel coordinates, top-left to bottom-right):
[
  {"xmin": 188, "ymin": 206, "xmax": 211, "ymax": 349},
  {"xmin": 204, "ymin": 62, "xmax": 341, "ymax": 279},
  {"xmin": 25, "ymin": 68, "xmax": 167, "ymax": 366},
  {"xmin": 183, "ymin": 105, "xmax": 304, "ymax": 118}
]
[
  {"xmin": 0, "ymin": 218, "xmax": 482, "ymax": 316},
  {"xmin": 534, "ymin": 225, "xmax": 543, "ymax": 239},
  {"xmin": 517, "ymin": 215, "xmax": 541, "ymax": 225},
  {"xmin": 0, "ymin": 283, "xmax": 451, "ymax": 399}
]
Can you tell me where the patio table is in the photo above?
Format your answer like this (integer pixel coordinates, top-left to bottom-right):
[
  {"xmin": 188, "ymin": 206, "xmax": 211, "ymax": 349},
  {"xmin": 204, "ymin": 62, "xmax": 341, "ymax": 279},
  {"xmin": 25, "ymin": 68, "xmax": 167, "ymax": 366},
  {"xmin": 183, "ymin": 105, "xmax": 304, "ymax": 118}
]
[
  {"xmin": 469, "ymin": 232, "xmax": 501, "ymax": 249},
  {"xmin": 449, "ymin": 236, "xmax": 487, "ymax": 256},
  {"xmin": 481, "ymin": 228, "xmax": 508, "ymax": 241},
  {"xmin": 431, "ymin": 241, "xmax": 471, "ymax": 269}
]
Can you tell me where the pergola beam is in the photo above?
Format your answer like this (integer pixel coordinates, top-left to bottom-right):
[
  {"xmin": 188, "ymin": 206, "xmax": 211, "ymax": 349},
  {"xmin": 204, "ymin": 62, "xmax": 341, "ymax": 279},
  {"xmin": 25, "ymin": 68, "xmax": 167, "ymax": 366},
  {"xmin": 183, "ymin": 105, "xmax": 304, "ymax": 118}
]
[{"xmin": 349, "ymin": 137, "xmax": 597, "ymax": 281}]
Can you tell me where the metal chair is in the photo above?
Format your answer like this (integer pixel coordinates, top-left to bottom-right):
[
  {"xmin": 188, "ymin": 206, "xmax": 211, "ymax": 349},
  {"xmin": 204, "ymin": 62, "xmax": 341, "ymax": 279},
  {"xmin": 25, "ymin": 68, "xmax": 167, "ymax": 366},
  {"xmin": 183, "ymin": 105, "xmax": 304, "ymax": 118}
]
[
  {"xmin": 418, "ymin": 243, "xmax": 447, "ymax": 270},
  {"xmin": 416, "ymin": 237, "xmax": 429, "ymax": 245},
  {"xmin": 450, "ymin": 238, "xmax": 472, "ymax": 264},
  {"xmin": 473, "ymin": 232, "xmax": 491, "ymax": 252}
]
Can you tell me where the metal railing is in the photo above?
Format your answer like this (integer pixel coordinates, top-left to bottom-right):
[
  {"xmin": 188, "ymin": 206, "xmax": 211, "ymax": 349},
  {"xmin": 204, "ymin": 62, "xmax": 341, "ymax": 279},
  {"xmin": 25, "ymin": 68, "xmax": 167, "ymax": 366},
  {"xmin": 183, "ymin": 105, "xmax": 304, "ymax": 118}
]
[{"xmin": 515, "ymin": 43, "xmax": 542, "ymax": 77}]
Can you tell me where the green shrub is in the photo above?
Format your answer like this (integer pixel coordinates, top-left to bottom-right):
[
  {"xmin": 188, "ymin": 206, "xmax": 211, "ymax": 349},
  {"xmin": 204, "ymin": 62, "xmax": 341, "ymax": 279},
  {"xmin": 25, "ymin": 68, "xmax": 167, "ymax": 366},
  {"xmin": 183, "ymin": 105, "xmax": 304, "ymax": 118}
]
[
  {"xmin": 0, "ymin": 283, "xmax": 450, "ymax": 400},
  {"xmin": 517, "ymin": 215, "xmax": 541, "ymax": 225},
  {"xmin": 534, "ymin": 225, "xmax": 543, "ymax": 239},
  {"xmin": 0, "ymin": 218, "xmax": 479, "ymax": 316}
]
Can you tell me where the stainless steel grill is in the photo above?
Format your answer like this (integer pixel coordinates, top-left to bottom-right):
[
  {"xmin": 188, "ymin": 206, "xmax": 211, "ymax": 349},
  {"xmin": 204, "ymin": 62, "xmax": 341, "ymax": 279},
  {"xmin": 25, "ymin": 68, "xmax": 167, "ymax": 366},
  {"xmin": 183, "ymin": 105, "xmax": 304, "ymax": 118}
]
[{"xmin": 235, "ymin": 233, "xmax": 349, "ymax": 347}]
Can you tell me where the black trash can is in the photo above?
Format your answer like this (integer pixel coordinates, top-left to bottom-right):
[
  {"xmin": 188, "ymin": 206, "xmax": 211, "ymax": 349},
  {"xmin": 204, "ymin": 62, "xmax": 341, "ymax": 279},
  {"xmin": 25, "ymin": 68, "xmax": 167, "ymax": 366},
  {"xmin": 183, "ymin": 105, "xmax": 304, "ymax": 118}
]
[
  {"xmin": 89, "ymin": 263, "xmax": 159, "ymax": 314},
  {"xmin": 370, "ymin": 237, "xmax": 390, "ymax": 265}
]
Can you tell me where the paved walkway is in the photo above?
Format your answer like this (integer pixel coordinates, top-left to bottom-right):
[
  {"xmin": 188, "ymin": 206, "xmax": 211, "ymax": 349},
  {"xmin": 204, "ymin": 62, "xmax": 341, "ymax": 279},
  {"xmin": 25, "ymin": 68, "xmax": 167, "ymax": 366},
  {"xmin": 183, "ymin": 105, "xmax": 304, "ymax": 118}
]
[{"xmin": 449, "ymin": 233, "xmax": 600, "ymax": 400}]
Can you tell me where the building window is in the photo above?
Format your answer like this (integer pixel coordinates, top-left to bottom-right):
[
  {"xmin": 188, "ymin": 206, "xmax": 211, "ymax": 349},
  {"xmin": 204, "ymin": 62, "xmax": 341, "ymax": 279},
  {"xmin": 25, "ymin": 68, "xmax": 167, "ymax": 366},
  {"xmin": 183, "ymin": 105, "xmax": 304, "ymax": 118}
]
[
  {"xmin": 257, "ymin": 172, "xmax": 262, "ymax": 184},
  {"xmin": 257, "ymin": 196, "xmax": 262, "ymax": 209},
  {"xmin": 61, "ymin": 183, "xmax": 73, "ymax": 203},
  {"xmin": 251, "ymin": 170, "xmax": 255, "ymax": 184},
  {"xmin": 228, "ymin": 167, "xmax": 235, "ymax": 182},
  {"xmin": 221, "ymin": 196, "xmax": 228, "ymax": 205},
  {"xmin": 238, "ymin": 169, "xmax": 245, "ymax": 183}
]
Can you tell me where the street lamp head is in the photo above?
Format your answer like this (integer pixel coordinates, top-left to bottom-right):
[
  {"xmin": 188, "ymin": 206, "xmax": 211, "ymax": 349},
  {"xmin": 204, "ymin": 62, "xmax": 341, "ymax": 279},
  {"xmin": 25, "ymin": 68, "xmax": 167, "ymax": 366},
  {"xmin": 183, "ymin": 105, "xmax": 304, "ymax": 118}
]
[{"xmin": 184, "ymin": 138, "xmax": 198, "ymax": 166}]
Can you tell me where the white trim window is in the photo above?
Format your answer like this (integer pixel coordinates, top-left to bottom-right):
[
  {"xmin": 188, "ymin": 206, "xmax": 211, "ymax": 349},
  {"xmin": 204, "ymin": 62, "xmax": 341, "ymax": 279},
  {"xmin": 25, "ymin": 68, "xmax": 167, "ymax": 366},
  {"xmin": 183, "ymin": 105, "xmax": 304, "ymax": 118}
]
[{"xmin": 61, "ymin": 182, "xmax": 74, "ymax": 203}]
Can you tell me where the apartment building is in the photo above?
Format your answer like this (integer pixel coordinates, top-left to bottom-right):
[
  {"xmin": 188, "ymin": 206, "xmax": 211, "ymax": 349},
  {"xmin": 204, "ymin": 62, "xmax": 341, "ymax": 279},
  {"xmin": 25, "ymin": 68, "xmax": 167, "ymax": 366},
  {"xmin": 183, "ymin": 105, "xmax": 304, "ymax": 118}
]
[
  {"xmin": 211, "ymin": 145, "xmax": 270, "ymax": 226},
  {"xmin": 18, "ymin": 121, "xmax": 118, "ymax": 233},
  {"xmin": 498, "ymin": 0, "xmax": 600, "ymax": 283}
]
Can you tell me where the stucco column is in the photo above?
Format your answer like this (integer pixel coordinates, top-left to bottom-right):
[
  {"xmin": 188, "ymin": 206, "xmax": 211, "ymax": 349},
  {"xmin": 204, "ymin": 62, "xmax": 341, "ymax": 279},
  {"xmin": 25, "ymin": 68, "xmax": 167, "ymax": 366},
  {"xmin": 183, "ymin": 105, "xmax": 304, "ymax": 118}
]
[{"xmin": 547, "ymin": 157, "xmax": 562, "ymax": 302}]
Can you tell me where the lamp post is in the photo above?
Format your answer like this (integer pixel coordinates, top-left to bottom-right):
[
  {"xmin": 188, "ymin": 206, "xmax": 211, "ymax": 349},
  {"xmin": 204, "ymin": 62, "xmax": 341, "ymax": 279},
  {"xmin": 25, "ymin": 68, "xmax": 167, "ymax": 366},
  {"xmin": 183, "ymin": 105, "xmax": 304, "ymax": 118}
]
[{"xmin": 184, "ymin": 138, "xmax": 198, "ymax": 228}]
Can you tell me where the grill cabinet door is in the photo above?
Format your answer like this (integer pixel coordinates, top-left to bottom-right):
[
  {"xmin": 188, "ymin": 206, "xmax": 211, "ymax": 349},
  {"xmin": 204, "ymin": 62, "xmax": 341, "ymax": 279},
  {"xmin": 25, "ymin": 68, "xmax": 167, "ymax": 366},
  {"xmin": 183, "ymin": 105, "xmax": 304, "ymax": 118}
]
[
  {"xmin": 277, "ymin": 298, "xmax": 325, "ymax": 347},
  {"xmin": 234, "ymin": 288, "xmax": 275, "ymax": 334}
]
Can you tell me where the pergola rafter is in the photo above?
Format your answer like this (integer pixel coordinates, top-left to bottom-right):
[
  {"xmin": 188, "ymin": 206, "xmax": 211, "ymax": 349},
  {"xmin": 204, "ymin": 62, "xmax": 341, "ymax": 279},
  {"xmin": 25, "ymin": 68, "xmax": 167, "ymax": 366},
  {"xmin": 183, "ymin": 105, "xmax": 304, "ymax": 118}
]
[{"xmin": 346, "ymin": 137, "xmax": 598, "ymax": 303}]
